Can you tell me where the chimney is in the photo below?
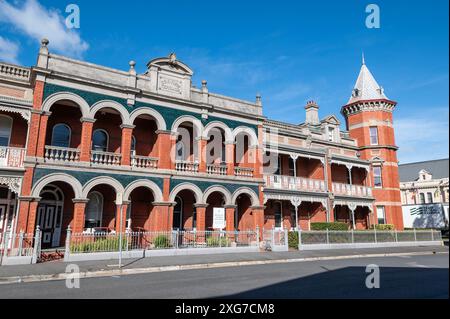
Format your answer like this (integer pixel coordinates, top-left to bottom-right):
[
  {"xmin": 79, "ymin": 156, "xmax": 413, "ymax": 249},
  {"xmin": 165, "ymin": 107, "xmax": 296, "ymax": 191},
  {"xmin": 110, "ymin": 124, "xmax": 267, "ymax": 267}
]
[{"xmin": 305, "ymin": 100, "xmax": 319, "ymax": 125}]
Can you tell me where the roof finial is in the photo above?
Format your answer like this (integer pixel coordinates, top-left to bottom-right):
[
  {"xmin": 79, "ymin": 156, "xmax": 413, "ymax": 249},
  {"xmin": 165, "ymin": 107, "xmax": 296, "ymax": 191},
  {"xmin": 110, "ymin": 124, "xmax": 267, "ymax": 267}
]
[{"xmin": 362, "ymin": 52, "xmax": 366, "ymax": 65}]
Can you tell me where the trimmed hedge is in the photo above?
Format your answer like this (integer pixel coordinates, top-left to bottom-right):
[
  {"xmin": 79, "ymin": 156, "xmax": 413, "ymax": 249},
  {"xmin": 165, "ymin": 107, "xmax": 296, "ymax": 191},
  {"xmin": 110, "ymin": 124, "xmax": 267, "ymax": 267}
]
[
  {"xmin": 288, "ymin": 231, "xmax": 299, "ymax": 249},
  {"xmin": 206, "ymin": 236, "xmax": 230, "ymax": 247},
  {"xmin": 370, "ymin": 224, "xmax": 395, "ymax": 231},
  {"xmin": 310, "ymin": 222, "xmax": 349, "ymax": 231}
]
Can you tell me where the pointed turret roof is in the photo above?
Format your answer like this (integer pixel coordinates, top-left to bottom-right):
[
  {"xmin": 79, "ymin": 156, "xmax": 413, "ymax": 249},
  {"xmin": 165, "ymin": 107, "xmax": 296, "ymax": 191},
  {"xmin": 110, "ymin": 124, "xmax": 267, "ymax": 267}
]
[{"xmin": 347, "ymin": 57, "xmax": 388, "ymax": 104}]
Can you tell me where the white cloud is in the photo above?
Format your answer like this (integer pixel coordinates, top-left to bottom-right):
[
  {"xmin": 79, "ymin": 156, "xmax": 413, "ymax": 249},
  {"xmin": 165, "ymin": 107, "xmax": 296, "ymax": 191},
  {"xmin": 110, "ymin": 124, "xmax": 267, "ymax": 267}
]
[
  {"xmin": 0, "ymin": 0, "xmax": 88, "ymax": 58},
  {"xmin": 395, "ymin": 107, "xmax": 449, "ymax": 164},
  {"xmin": 0, "ymin": 36, "xmax": 19, "ymax": 64}
]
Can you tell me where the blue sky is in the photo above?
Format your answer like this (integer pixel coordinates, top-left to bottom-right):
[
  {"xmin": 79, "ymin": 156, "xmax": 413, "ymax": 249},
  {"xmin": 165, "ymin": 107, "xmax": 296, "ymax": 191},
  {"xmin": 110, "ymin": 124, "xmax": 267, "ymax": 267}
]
[{"xmin": 0, "ymin": 0, "xmax": 448, "ymax": 164}]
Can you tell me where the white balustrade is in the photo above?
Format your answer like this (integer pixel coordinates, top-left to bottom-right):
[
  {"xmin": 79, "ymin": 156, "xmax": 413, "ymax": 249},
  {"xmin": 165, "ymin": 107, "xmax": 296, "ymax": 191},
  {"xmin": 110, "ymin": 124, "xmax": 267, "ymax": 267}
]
[
  {"xmin": 175, "ymin": 160, "xmax": 199, "ymax": 173},
  {"xmin": 332, "ymin": 182, "xmax": 372, "ymax": 197},
  {"xmin": 265, "ymin": 175, "xmax": 326, "ymax": 192},
  {"xmin": 207, "ymin": 164, "xmax": 227, "ymax": 175},
  {"xmin": 131, "ymin": 155, "xmax": 158, "ymax": 169},
  {"xmin": 44, "ymin": 146, "xmax": 80, "ymax": 163},
  {"xmin": 234, "ymin": 167, "xmax": 254, "ymax": 177},
  {"xmin": 0, "ymin": 146, "xmax": 25, "ymax": 168},
  {"xmin": 0, "ymin": 63, "xmax": 30, "ymax": 80},
  {"xmin": 91, "ymin": 151, "xmax": 121, "ymax": 166}
]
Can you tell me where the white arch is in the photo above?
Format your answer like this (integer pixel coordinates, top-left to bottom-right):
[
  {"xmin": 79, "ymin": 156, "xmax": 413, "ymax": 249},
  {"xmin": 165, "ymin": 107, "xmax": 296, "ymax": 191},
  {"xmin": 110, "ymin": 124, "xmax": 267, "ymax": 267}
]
[
  {"xmin": 232, "ymin": 126, "xmax": 258, "ymax": 147},
  {"xmin": 129, "ymin": 107, "xmax": 167, "ymax": 131},
  {"xmin": 32, "ymin": 173, "xmax": 83, "ymax": 199},
  {"xmin": 89, "ymin": 100, "xmax": 131, "ymax": 125},
  {"xmin": 41, "ymin": 92, "xmax": 90, "ymax": 118},
  {"xmin": 202, "ymin": 185, "xmax": 232, "ymax": 206},
  {"xmin": 203, "ymin": 121, "xmax": 233, "ymax": 142},
  {"xmin": 171, "ymin": 115, "xmax": 204, "ymax": 136},
  {"xmin": 123, "ymin": 179, "xmax": 163, "ymax": 202},
  {"xmin": 231, "ymin": 187, "xmax": 260, "ymax": 206},
  {"xmin": 169, "ymin": 183, "xmax": 203, "ymax": 204},
  {"xmin": 82, "ymin": 176, "xmax": 125, "ymax": 198}
]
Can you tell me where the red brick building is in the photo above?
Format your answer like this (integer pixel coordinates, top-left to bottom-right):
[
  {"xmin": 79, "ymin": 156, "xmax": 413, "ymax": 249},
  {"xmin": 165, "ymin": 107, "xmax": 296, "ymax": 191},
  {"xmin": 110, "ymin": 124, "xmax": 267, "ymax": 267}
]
[{"xmin": 0, "ymin": 40, "xmax": 403, "ymax": 249}]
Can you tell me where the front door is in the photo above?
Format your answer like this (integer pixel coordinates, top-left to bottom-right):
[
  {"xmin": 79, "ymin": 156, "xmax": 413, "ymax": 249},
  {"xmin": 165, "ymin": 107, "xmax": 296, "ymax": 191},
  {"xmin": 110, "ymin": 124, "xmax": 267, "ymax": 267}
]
[{"xmin": 37, "ymin": 204, "xmax": 63, "ymax": 248}]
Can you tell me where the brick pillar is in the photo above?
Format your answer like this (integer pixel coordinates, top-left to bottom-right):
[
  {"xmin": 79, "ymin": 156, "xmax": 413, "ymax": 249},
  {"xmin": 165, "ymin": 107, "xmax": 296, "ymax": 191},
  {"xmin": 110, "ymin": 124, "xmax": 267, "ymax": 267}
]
[
  {"xmin": 195, "ymin": 204, "xmax": 207, "ymax": 231},
  {"xmin": 156, "ymin": 130, "xmax": 174, "ymax": 169},
  {"xmin": 225, "ymin": 205, "xmax": 236, "ymax": 231},
  {"xmin": 153, "ymin": 203, "xmax": 171, "ymax": 231},
  {"xmin": 26, "ymin": 112, "xmax": 42, "ymax": 157},
  {"xmin": 72, "ymin": 200, "xmax": 88, "ymax": 233},
  {"xmin": 197, "ymin": 138, "xmax": 207, "ymax": 173},
  {"xmin": 226, "ymin": 142, "xmax": 235, "ymax": 176},
  {"xmin": 115, "ymin": 202, "xmax": 128, "ymax": 233},
  {"xmin": 120, "ymin": 125, "xmax": 135, "ymax": 166},
  {"xmin": 251, "ymin": 146, "xmax": 261, "ymax": 178},
  {"xmin": 16, "ymin": 198, "xmax": 32, "ymax": 233},
  {"xmin": 35, "ymin": 112, "xmax": 51, "ymax": 158},
  {"xmin": 26, "ymin": 200, "xmax": 40, "ymax": 235},
  {"xmin": 251, "ymin": 206, "xmax": 265, "ymax": 230},
  {"xmin": 80, "ymin": 118, "xmax": 95, "ymax": 162}
]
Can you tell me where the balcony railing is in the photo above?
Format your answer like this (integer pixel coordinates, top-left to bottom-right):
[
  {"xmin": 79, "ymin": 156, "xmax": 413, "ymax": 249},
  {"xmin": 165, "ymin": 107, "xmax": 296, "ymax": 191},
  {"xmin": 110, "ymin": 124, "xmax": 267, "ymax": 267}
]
[
  {"xmin": 175, "ymin": 160, "xmax": 199, "ymax": 173},
  {"xmin": 265, "ymin": 175, "xmax": 326, "ymax": 192},
  {"xmin": 91, "ymin": 151, "xmax": 121, "ymax": 166},
  {"xmin": 0, "ymin": 62, "xmax": 30, "ymax": 81},
  {"xmin": 0, "ymin": 146, "xmax": 25, "ymax": 168},
  {"xmin": 332, "ymin": 183, "xmax": 373, "ymax": 197},
  {"xmin": 44, "ymin": 146, "xmax": 80, "ymax": 163},
  {"xmin": 207, "ymin": 164, "xmax": 227, "ymax": 176},
  {"xmin": 234, "ymin": 167, "xmax": 254, "ymax": 177},
  {"xmin": 131, "ymin": 155, "xmax": 158, "ymax": 169}
]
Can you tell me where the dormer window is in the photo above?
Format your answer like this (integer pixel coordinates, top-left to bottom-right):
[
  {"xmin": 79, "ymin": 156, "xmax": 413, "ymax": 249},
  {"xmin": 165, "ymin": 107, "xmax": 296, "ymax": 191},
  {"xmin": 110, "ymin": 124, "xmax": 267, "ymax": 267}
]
[{"xmin": 352, "ymin": 88, "xmax": 360, "ymax": 97}]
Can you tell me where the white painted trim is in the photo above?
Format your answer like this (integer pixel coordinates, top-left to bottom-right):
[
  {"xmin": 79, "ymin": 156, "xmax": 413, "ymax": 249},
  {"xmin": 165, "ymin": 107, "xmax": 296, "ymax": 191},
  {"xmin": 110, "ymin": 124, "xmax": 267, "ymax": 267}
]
[
  {"xmin": 90, "ymin": 100, "xmax": 131, "ymax": 125},
  {"xmin": 41, "ymin": 92, "xmax": 90, "ymax": 118},
  {"xmin": 129, "ymin": 107, "xmax": 167, "ymax": 131},
  {"xmin": 123, "ymin": 179, "xmax": 163, "ymax": 202},
  {"xmin": 231, "ymin": 187, "xmax": 259, "ymax": 207},
  {"xmin": 82, "ymin": 176, "xmax": 125, "ymax": 198},
  {"xmin": 202, "ymin": 185, "xmax": 232, "ymax": 206},
  {"xmin": 169, "ymin": 182, "xmax": 203, "ymax": 204},
  {"xmin": 31, "ymin": 173, "xmax": 83, "ymax": 198}
]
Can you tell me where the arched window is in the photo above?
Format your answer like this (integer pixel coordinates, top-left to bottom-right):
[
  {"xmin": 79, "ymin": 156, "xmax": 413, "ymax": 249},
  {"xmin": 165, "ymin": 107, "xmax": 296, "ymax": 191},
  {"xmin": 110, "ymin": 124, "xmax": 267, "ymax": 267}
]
[
  {"xmin": 85, "ymin": 192, "xmax": 103, "ymax": 229},
  {"xmin": 173, "ymin": 196, "xmax": 183, "ymax": 230},
  {"xmin": 92, "ymin": 129, "xmax": 109, "ymax": 152},
  {"xmin": 0, "ymin": 115, "xmax": 12, "ymax": 147},
  {"xmin": 51, "ymin": 124, "xmax": 71, "ymax": 148}
]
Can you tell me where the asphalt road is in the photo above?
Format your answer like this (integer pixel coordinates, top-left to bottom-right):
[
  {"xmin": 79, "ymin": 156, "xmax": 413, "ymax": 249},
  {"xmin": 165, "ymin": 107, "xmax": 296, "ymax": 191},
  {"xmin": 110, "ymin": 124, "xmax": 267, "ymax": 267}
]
[{"xmin": 0, "ymin": 253, "xmax": 448, "ymax": 299}]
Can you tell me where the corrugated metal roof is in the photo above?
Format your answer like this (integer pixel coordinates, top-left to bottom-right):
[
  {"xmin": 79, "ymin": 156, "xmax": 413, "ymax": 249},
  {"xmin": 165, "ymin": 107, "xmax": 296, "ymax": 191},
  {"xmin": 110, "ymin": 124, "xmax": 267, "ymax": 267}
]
[{"xmin": 399, "ymin": 158, "xmax": 449, "ymax": 182}]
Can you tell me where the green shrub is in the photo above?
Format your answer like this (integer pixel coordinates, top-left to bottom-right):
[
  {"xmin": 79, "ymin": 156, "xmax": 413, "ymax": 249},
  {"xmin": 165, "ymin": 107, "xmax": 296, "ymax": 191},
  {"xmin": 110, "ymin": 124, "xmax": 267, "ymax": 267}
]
[
  {"xmin": 206, "ymin": 236, "xmax": 229, "ymax": 247},
  {"xmin": 371, "ymin": 224, "xmax": 395, "ymax": 230},
  {"xmin": 70, "ymin": 237, "xmax": 127, "ymax": 253},
  {"xmin": 310, "ymin": 222, "xmax": 349, "ymax": 231},
  {"xmin": 153, "ymin": 235, "xmax": 171, "ymax": 248},
  {"xmin": 288, "ymin": 231, "xmax": 299, "ymax": 249}
]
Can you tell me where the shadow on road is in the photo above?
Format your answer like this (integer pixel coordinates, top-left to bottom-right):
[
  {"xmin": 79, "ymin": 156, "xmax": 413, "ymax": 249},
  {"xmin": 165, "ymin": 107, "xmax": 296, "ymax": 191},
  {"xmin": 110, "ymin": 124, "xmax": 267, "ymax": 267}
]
[{"xmin": 219, "ymin": 267, "xmax": 449, "ymax": 299}]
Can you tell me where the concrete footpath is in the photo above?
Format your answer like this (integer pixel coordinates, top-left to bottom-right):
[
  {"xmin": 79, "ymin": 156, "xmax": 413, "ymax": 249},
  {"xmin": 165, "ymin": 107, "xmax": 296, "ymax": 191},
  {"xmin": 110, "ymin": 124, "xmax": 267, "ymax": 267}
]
[{"xmin": 0, "ymin": 245, "xmax": 447, "ymax": 284}]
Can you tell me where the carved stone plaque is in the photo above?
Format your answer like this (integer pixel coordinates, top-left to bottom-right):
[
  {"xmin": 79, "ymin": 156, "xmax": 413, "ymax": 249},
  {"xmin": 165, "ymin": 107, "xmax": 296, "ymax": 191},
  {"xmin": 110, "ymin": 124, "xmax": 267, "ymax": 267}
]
[{"xmin": 158, "ymin": 75, "xmax": 182, "ymax": 95}]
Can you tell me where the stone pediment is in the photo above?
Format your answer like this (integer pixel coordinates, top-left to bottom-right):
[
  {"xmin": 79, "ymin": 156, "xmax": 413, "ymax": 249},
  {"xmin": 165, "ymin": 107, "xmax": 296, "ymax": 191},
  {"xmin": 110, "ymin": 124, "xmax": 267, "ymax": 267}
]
[
  {"xmin": 321, "ymin": 114, "xmax": 340, "ymax": 125},
  {"xmin": 146, "ymin": 53, "xmax": 193, "ymax": 76}
]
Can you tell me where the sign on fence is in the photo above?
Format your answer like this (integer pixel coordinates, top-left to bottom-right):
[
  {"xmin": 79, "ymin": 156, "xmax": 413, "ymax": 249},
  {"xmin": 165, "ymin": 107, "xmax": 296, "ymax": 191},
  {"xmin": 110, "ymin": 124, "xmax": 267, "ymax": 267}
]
[{"xmin": 213, "ymin": 207, "xmax": 225, "ymax": 229}]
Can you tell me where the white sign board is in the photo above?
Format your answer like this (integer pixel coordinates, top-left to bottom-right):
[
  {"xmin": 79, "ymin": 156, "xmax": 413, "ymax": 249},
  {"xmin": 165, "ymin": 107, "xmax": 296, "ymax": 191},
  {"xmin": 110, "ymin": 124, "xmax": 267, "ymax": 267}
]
[
  {"xmin": 213, "ymin": 207, "xmax": 226, "ymax": 229},
  {"xmin": 402, "ymin": 204, "xmax": 448, "ymax": 229}
]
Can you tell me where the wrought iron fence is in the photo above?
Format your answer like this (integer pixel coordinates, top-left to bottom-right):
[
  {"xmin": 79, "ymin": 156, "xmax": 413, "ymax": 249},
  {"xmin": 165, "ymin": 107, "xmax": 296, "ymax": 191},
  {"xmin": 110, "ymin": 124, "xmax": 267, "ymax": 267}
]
[
  {"xmin": 0, "ymin": 228, "xmax": 41, "ymax": 265},
  {"xmin": 67, "ymin": 229, "xmax": 259, "ymax": 254},
  {"xmin": 299, "ymin": 229, "xmax": 442, "ymax": 246}
]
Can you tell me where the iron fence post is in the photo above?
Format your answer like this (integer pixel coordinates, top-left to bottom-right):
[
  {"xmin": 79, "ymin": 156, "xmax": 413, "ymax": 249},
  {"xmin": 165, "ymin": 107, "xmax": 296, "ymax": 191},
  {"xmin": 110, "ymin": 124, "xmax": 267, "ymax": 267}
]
[
  {"xmin": 394, "ymin": 229, "xmax": 398, "ymax": 243},
  {"xmin": 326, "ymin": 229, "xmax": 329, "ymax": 245},
  {"xmin": 272, "ymin": 226, "xmax": 275, "ymax": 247},
  {"xmin": 64, "ymin": 226, "xmax": 71, "ymax": 262},
  {"xmin": 414, "ymin": 228, "xmax": 417, "ymax": 242},
  {"xmin": 32, "ymin": 226, "xmax": 41, "ymax": 264},
  {"xmin": 284, "ymin": 229, "xmax": 288, "ymax": 248},
  {"xmin": 431, "ymin": 229, "xmax": 434, "ymax": 241},
  {"xmin": 256, "ymin": 226, "xmax": 259, "ymax": 248},
  {"xmin": 2, "ymin": 231, "xmax": 9, "ymax": 261},
  {"xmin": 374, "ymin": 227, "xmax": 377, "ymax": 243},
  {"xmin": 298, "ymin": 229, "xmax": 301, "ymax": 251},
  {"xmin": 18, "ymin": 231, "xmax": 24, "ymax": 256},
  {"xmin": 176, "ymin": 230, "xmax": 179, "ymax": 249},
  {"xmin": 351, "ymin": 229, "xmax": 354, "ymax": 244}
]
